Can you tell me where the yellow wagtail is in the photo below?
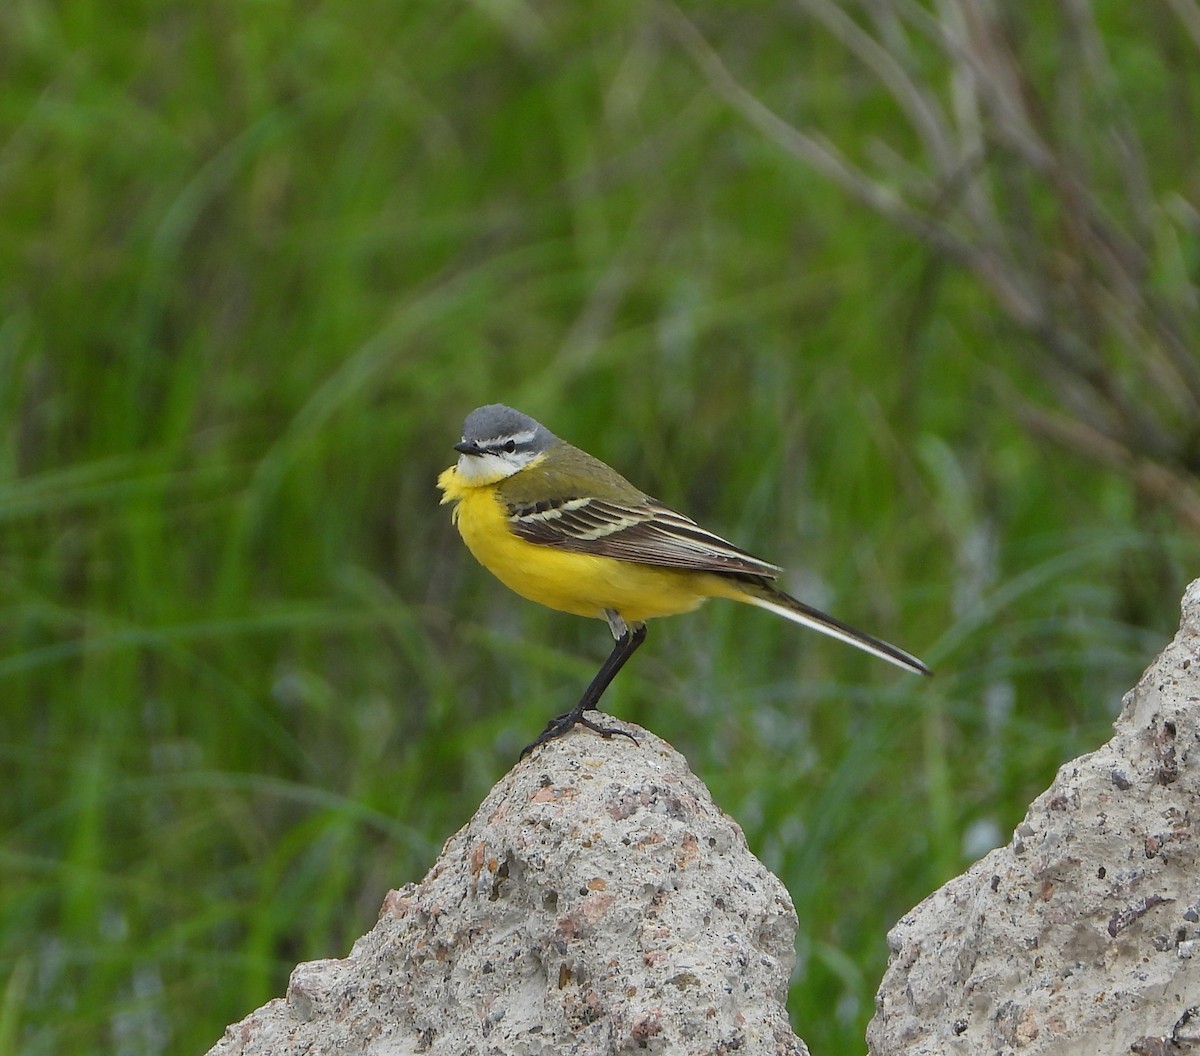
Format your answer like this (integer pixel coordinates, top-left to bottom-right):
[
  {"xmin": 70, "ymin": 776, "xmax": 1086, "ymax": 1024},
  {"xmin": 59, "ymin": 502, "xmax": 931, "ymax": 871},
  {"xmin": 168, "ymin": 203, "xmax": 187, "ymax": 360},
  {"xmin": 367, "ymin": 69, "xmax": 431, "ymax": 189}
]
[{"xmin": 437, "ymin": 404, "xmax": 930, "ymax": 754}]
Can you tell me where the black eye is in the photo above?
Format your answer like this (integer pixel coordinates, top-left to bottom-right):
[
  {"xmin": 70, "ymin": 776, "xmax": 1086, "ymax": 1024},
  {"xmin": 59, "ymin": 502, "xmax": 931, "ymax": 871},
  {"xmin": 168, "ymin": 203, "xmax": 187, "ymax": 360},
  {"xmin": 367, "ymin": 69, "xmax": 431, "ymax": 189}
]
[{"xmin": 503, "ymin": 440, "xmax": 517, "ymax": 453}]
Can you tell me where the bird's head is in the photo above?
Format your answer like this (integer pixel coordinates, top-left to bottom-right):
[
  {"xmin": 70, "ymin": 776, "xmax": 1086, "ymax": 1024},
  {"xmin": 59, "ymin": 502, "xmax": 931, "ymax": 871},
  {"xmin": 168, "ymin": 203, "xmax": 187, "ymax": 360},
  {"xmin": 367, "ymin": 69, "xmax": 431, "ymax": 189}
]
[{"xmin": 452, "ymin": 404, "xmax": 556, "ymax": 484}]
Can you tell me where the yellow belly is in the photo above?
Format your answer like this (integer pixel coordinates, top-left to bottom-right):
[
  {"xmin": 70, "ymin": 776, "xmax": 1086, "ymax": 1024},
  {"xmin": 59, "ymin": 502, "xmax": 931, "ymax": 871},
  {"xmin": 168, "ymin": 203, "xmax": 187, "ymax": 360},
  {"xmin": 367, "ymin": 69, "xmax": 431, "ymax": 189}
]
[{"xmin": 439, "ymin": 468, "xmax": 729, "ymax": 622}]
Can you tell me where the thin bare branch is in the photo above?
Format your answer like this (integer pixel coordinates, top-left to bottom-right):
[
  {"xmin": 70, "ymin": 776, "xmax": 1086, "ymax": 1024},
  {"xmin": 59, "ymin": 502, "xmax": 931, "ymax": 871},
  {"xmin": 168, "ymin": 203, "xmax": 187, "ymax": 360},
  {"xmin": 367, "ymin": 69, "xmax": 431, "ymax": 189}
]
[
  {"xmin": 661, "ymin": 1, "xmax": 1046, "ymax": 328},
  {"xmin": 1164, "ymin": 0, "xmax": 1200, "ymax": 51},
  {"xmin": 1016, "ymin": 401, "xmax": 1200, "ymax": 535},
  {"xmin": 668, "ymin": 0, "xmax": 1200, "ymax": 530},
  {"xmin": 792, "ymin": 0, "xmax": 956, "ymax": 175},
  {"xmin": 661, "ymin": 4, "xmax": 930, "ymax": 237}
]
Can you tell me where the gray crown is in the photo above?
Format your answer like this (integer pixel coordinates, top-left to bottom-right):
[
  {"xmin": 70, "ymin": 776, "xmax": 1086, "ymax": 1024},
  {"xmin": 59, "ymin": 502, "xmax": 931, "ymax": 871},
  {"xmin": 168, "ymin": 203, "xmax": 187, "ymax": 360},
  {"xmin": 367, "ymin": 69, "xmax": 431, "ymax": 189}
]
[{"xmin": 460, "ymin": 404, "xmax": 556, "ymax": 451}]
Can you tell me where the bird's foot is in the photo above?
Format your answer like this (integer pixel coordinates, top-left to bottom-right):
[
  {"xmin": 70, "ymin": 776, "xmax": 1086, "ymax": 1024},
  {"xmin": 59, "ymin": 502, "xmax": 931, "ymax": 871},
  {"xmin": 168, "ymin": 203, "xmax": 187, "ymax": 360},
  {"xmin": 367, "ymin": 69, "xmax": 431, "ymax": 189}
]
[{"xmin": 520, "ymin": 708, "xmax": 640, "ymax": 758}]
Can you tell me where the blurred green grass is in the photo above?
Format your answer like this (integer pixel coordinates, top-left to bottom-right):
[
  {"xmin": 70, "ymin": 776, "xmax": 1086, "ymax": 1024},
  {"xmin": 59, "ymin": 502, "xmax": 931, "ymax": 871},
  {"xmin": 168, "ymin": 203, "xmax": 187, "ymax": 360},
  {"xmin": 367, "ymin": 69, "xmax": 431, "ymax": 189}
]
[{"xmin": 1, "ymin": 2, "xmax": 1195, "ymax": 1054}]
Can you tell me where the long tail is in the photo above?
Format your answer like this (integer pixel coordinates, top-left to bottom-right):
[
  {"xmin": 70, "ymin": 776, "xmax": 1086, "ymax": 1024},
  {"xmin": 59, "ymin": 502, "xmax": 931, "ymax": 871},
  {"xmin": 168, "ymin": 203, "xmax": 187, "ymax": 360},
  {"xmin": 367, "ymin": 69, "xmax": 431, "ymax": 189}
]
[{"xmin": 733, "ymin": 578, "xmax": 931, "ymax": 676}]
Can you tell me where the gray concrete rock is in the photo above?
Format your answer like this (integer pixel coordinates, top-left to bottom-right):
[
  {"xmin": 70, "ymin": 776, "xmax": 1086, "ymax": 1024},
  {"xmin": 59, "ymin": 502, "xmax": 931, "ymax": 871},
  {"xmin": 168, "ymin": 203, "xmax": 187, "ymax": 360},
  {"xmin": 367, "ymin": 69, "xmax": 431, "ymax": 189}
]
[
  {"xmin": 206, "ymin": 722, "xmax": 808, "ymax": 1056},
  {"xmin": 868, "ymin": 578, "xmax": 1200, "ymax": 1056}
]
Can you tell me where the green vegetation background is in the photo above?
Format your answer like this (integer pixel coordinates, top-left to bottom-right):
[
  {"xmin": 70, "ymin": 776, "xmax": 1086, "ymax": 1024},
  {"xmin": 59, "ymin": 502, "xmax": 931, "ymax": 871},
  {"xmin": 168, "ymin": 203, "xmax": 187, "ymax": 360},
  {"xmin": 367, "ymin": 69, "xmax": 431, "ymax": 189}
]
[{"xmin": 2, "ymin": 3, "xmax": 1196, "ymax": 1054}]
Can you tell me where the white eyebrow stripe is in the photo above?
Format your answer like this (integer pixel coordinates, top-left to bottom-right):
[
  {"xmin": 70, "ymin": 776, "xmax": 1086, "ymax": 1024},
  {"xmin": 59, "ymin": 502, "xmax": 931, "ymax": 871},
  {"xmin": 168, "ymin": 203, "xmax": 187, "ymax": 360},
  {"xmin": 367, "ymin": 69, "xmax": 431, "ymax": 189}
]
[{"xmin": 482, "ymin": 429, "xmax": 538, "ymax": 447}]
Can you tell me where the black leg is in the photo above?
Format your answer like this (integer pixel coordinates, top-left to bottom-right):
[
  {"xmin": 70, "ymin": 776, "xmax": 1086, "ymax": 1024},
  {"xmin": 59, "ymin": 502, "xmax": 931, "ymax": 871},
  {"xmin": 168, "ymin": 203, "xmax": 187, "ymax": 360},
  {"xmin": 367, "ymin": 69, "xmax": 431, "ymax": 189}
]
[{"xmin": 520, "ymin": 622, "xmax": 647, "ymax": 757}]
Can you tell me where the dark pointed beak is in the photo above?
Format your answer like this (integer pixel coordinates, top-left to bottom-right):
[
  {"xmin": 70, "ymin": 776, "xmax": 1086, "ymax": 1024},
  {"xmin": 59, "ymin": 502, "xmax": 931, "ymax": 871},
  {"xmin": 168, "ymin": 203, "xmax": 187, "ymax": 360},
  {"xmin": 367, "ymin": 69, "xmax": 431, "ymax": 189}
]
[{"xmin": 454, "ymin": 440, "xmax": 481, "ymax": 455}]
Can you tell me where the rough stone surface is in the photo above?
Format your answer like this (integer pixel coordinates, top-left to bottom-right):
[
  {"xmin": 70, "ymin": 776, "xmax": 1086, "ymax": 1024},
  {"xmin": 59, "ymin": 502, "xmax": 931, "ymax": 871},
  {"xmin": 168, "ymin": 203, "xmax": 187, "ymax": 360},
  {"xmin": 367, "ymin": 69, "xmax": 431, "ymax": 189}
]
[
  {"xmin": 206, "ymin": 721, "xmax": 807, "ymax": 1056},
  {"xmin": 868, "ymin": 578, "xmax": 1200, "ymax": 1056}
]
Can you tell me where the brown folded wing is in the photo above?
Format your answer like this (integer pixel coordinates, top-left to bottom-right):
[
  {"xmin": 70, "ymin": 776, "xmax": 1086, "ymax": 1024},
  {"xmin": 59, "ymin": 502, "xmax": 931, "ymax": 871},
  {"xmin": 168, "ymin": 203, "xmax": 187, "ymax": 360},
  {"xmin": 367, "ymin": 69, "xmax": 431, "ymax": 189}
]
[{"xmin": 507, "ymin": 495, "xmax": 781, "ymax": 579}]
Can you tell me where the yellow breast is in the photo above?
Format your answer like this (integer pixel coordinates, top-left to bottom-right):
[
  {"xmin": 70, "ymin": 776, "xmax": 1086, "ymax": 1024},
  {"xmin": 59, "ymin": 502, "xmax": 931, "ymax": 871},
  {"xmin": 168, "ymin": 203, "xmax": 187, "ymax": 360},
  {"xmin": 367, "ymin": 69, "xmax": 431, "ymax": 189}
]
[{"xmin": 437, "ymin": 465, "xmax": 723, "ymax": 623}]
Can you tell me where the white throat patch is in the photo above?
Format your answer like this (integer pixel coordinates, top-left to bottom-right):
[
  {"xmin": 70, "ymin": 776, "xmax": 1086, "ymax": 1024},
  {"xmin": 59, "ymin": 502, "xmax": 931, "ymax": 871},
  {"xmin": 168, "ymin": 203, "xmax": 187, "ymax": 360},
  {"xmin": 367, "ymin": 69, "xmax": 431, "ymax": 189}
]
[{"xmin": 456, "ymin": 450, "xmax": 523, "ymax": 484}]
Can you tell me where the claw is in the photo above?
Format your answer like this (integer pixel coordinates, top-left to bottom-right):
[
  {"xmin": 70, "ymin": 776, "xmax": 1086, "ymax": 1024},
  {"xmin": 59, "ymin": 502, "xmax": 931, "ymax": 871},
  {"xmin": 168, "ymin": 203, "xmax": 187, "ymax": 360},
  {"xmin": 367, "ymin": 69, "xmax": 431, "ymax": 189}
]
[
  {"xmin": 518, "ymin": 620, "xmax": 647, "ymax": 759},
  {"xmin": 520, "ymin": 709, "xmax": 640, "ymax": 758}
]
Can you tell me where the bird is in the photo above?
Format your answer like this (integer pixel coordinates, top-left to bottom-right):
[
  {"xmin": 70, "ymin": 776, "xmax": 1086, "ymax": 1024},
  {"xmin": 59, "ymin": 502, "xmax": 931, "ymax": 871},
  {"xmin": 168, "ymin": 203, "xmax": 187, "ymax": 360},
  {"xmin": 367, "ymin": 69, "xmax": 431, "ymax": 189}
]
[{"xmin": 437, "ymin": 404, "xmax": 930, "ymax": 755}]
